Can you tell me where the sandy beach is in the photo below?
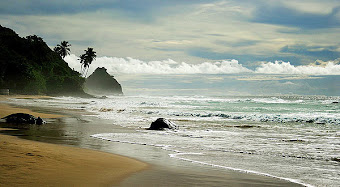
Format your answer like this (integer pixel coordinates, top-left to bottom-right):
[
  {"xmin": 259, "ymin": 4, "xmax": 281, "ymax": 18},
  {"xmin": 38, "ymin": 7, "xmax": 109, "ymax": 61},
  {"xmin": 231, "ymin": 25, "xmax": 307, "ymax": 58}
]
[
  {"xmin": 0, "ymin": 95, "xmax": 304, "ymax": 186},
  {"xmin": 0, "ymin": 95, "xmax": 148, "ymax": 187},
  {"xmin": 0, "ymin": 133, "xmax": 147, "ymax": 187},
  {"xmin": 0, "ymin": 95, "xmax": 65, "ymax": 119}
]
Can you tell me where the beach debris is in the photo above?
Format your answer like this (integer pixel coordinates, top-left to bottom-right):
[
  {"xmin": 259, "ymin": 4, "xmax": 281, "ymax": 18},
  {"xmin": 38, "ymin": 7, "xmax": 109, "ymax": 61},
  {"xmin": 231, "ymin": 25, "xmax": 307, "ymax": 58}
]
[
  {"xmin": 233, "ymin": 125, "xmax": 260, "ymax": 128},
  {"xmin": 331, "ymin": 157, "xmax": 340, "ymax": 162},
  {"xmin": 147, "ymin": 118, "xmax": 179, "ymax": 130},
  {"xmin": 282, "ymin": 139, "xmax": 305, "ymax": 142},
  {"xmin": 305, "ymin": 119, "xmax": 314, "ymax": 123},
  {"xmin": 99, "ymin": 108, "xmax": 113, "ymax": 112},
  {"xmin": 117, "ymin": 109, "xmax": 125, "ymax": 113},
  {"xmin": 2, "ymin": 113, "xmax": 46, "ymax": 125},
  {"xmin": 223, "ymin": 125, "xmax": 260, "ymax": 128}
]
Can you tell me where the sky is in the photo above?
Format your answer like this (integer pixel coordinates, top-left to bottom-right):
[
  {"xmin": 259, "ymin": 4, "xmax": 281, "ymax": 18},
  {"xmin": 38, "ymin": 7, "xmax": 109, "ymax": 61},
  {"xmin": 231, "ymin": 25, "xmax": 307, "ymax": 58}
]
[{"xmin": 1, "ymin": 0, "xmax": 340, "ymax": 95}]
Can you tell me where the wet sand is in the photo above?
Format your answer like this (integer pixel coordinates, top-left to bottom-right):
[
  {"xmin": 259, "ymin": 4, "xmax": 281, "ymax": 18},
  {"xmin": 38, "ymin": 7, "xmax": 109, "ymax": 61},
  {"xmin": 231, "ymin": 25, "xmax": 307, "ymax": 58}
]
[
  {"xmin": 0, "ymin": 95, "xmax": 148, "ymax": 187},
  {"xmin": 0, "ymin": 133, "xmax": 147, "ymax": 187},
  {"xmin": 0, "ymin": 95, "xmax": 64, "ymax": 119},
  {"xmin": 0, "ymin": 95, "xmax": 303, "ymax": 186}
]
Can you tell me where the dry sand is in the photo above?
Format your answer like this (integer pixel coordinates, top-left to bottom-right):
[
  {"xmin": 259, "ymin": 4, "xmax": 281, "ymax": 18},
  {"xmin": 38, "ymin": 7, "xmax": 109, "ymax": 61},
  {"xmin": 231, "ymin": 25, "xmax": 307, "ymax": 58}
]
[
  {"xmin": 0, "ymin": 95, "xmax": 148, "ymax": 186},
  {"xmin": 0, "ymin": 133, "xmax": 148, "ymax": 187}
]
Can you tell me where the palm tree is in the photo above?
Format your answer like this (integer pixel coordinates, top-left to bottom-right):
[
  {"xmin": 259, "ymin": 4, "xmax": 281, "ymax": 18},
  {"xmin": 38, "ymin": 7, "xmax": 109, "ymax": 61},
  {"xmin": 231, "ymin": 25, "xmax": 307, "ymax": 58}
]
[
  {"xmin": 54, "ymin": 41, "xmax": 71, "ymax": 59},
  {"xmin": 79, "ymin": 47, "xmax": 96, "ymax": 77}
]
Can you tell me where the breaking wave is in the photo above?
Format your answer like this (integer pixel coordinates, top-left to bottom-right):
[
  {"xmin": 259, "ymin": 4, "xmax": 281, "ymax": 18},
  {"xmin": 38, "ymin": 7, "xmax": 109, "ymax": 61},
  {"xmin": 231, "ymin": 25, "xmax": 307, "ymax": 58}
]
[{"xmin": 142, "ymin": 110, "xmax": 340, "ymax": 125}]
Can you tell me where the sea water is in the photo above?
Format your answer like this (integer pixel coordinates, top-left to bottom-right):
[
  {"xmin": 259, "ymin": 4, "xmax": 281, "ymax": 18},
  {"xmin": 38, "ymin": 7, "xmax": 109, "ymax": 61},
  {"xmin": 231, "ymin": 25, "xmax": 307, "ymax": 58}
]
[{"xmin": 11, "ymin": 94, "xmax": 340, "ymax": 187}]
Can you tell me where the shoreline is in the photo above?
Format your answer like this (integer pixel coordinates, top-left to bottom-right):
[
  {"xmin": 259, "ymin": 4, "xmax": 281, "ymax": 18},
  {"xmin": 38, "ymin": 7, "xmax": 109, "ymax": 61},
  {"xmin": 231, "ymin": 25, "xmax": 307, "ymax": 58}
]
[
  {"xmin": 0, "ymin": 95, "xmax": 149, "ymax": 187},
  {"xmin": 0, "ymin": 95, "xmax": 304, "ymax": 186},
  {"xmin": 0, "ymin": 95, "xmax": 64, "ymax": 119}
]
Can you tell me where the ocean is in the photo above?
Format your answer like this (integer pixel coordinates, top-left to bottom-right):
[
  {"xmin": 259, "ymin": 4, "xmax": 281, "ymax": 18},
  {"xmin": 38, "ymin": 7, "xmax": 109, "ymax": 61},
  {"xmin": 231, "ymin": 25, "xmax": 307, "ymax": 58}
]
[{"xmin": 11, "ymin": 94, "xmax": 340, "ymax": 187}]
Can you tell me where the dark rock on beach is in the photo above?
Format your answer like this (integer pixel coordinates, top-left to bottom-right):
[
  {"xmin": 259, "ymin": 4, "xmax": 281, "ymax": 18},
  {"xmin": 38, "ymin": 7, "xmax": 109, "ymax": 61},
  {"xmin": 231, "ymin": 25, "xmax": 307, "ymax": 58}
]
[
  {"xmin": 2, "ymin": 113, "xmax": 46, "ymax": 125},
  {"xmin": 331, "ymin": 157, "xmax": 340, "ymax": 162},
  {"xmin": 305, "ymin": 119, "xmax": 314, "ymax": 123},
  {"xmin": 148, "ymin": 118, "xmax": 178, "ymax": 130}
]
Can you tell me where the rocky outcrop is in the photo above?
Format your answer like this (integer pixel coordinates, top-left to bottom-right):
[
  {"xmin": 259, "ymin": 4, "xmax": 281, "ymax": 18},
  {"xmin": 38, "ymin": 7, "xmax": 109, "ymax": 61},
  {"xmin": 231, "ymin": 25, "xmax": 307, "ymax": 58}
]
[
  {"xmin": 2, "ymin": 113, "xmax": 46, "ymax": 125},
  {"xmin": 84, "ymin": 67, "xmax": 123, "ymax": 95},
  {"xmin": 147, "ymin": 118, "xmax": 178, "ymax": 130}
]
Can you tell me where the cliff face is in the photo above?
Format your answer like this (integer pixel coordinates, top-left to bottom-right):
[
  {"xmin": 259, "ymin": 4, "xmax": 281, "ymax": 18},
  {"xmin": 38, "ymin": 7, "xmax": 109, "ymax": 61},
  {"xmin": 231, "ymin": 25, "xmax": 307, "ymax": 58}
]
[
  {"xmin": 84, "ymin": 67, "xmax": 123, "ymax": 95},
  {"xmin": 0, "ymin": 25, "xmax": 86, "ymax": 96}
]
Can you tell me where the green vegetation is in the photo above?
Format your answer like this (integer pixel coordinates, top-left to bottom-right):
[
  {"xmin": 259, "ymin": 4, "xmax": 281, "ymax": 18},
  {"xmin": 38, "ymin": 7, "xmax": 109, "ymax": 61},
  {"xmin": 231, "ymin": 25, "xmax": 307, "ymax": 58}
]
[{"xmin": 0, "ymin": 25, "xmax": 87, "ymax": 96}]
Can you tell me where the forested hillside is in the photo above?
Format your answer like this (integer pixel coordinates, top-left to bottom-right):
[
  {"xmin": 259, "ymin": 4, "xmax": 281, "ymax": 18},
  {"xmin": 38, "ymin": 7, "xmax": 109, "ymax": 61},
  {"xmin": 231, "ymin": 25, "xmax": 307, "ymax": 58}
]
[{"xmin": 0, "ymin": 25, "xmax": 86, "ymax": 95}]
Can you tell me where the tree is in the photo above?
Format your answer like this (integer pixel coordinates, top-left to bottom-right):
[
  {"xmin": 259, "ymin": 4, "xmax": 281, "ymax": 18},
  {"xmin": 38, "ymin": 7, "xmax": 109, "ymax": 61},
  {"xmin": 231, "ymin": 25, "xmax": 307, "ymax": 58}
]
[
  {"xmin": 54, "ymin": 41, "xmax": 71, "ymax": 59},
  {"xmin": 0, "ymin": 25, "xmax": 86, "ymax": 95},
  {"xmin": 79, "ymin": 47, "xmax": 96, "ymax": 77},
  {"xmin": 26, "ymin": 35, "xmax": 43, "ymax": 43}
]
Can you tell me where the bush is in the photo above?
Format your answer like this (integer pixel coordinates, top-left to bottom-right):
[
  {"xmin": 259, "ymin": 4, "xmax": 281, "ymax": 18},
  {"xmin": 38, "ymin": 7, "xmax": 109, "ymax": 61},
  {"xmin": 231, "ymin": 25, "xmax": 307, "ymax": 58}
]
[{"xmin": 24, "ymin": 70, "xmax": 47, "ymax": 94}]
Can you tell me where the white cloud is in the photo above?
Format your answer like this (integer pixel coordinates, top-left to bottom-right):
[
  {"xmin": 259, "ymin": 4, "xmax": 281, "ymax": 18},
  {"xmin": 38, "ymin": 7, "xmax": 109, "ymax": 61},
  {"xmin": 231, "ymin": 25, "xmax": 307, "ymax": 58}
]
[
  {"xmin": 255, "ymin": 61, "xmax": 340, "ymax": 75},
  {"xmin": 65, "ymin": 54, "xmax": 340, "ymax": 76},
  {"xmin": 65, "ymin": 54, "xmax": 252, "ymax": 76},
  {"xmin": 282, "ymin": 0, "xmax": 339, "ymax": 14}
]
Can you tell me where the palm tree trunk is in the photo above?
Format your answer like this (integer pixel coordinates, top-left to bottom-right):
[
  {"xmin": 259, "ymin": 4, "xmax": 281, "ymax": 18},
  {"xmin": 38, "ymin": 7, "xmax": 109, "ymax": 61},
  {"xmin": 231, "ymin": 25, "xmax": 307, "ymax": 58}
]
[
  {"xmin": 81, "ymin": 65, "xmax": 85, "ymax": 77},
  {"xmin": 85, "ymin": 67, "xmax": 89, "ymax": 77}
]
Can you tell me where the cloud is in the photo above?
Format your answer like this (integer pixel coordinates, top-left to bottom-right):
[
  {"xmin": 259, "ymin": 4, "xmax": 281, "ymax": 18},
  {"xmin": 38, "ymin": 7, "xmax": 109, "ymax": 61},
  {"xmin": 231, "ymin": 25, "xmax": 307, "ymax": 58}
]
[
  {"xmin": 3, "ymin": 0, "xmax": 339, "ymax": 69},
  {"xmin": 214, "ymin": 39, "xmax": 260, "ymax": 48},
  {"xmin": 187, "ymin": 47, "xmax": 233, "ymax": 60},
  {"xmin": 251, "ymin": 3, "xmax": 340, "ymax": 29},
  {"xmin": 65, "ymin": 54, "xmax": 340, "ymax": 76},
  {"xmin": 255, "ymin": 61, "xmax": 340, "ymax": 75},
  {"xmin": 0, "ymin": 0, "xmax": 113, "ymax": 15},
  {"xmin": 0, "ymin": 0, "xmax": 206, "ymax": 19},
  {"xmin": 64, "ymin": 54, "xmax": 252, "ymax": 76},
  {"xmin": 280, "ymin": 45, "xmax": 340, "ymax": 61},
  {"xmin": 186, "ymin": 47, "xmax": 306, "ymax": 66}
]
